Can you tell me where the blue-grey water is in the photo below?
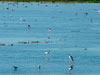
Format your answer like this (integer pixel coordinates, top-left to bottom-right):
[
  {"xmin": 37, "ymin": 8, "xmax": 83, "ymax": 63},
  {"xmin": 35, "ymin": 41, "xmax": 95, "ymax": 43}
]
[{"xmin": 0, "ymin": 2, "xmax": 100, "ymax": 75}]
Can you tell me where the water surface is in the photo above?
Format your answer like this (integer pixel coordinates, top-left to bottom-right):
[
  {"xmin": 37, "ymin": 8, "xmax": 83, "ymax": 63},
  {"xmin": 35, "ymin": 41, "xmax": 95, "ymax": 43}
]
[{"xmin": 0, "ymin": 2, "xmax": 100, "ymax": 75}]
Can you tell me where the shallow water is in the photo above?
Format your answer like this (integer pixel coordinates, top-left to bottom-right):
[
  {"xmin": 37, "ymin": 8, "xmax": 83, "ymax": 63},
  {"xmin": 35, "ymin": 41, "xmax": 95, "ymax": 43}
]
[{"xmin": 0, "ymin": 2, "xmax": 100, "ymax": 75}]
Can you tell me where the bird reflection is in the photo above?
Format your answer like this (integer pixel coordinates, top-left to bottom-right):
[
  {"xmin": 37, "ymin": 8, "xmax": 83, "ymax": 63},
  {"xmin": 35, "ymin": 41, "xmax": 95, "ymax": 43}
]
[{"xmin": 45, "ymin": 50, "xmax": 50, "ymax": 62}]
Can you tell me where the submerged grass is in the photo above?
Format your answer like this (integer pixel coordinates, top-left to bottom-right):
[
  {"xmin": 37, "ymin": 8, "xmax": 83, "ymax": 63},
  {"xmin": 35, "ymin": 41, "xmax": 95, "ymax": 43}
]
[{"xmin": 0, "ymin": 0, "xmax": 100, "ymax": 3}]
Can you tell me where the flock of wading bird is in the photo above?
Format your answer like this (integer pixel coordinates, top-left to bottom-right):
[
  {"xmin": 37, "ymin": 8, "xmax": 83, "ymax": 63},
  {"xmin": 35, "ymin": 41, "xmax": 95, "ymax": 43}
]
[
  {"xmin": 0, "ymin": 1, "xmax": 93, "ymax": 74},
  {"xmin": 12, "ymin": 26, "xmax": 75, "ymax": 72},
  {"xmin": 13, "ymin": 54, "xmax": 74, "ymax": 72}
]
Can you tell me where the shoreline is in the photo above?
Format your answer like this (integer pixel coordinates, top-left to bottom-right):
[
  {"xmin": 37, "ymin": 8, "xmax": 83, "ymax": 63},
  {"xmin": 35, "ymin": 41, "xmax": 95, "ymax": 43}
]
[{"xmin": 0, "ymin": 0, "xmax": 100, "ymax": 3}]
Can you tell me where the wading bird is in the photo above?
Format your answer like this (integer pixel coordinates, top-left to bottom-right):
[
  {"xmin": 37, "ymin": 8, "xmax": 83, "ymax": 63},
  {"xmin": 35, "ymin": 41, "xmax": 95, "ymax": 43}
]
[
  {"xmin": 27, "ymin": 24, "xmax": 31, "ymax": 28},
  {"xmin": 45, "ymin": 50, "xmax": 50, "ymax": 55},
  {"xmin": 85, "ymin": 12, "xmax": 88, "ymax": 16},
  {"xmin": 37, "ymin": 65, "xmax": 41, "ymax": 70},
  {"xmin": 13, "ymin": 66, "xmax": 18, "ymax": 71},
  {"xmin": 84, "ymin": 48, "xmax": 87, "ymax": 50},
  {"xmin": 68, "ymin": 65, "xmax": 73, "ymax": 71},
  {"xmin": 48, "ymin": 28, "xmax": 51, "ymax": 32},
  {"xmin": 69, "ymin": 55, "xmax": 74, "ymax": 62},
  {"xmin": 89, "ymin": 19, "xmax": 92, "ymax": 23}
]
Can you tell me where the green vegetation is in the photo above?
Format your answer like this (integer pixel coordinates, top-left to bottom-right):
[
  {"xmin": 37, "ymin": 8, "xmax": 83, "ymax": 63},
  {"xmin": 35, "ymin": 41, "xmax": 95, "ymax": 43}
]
[{"xmin": 0, "ymin": 0, "xmax": 100, "ymax": 3}]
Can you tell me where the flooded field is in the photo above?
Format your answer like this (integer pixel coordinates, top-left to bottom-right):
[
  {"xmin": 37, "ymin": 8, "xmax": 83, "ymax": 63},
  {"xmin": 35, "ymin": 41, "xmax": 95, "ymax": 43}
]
[{"xmin": 0, "ymin": 2, "xmax": 100, "ymax": 75}]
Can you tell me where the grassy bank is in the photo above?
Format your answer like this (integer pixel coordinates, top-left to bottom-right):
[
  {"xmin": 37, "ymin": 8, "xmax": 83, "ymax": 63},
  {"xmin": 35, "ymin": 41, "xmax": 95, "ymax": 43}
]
[{"xmin": 0, "ymin": 0, "xmax": 100, "ymax": 3}]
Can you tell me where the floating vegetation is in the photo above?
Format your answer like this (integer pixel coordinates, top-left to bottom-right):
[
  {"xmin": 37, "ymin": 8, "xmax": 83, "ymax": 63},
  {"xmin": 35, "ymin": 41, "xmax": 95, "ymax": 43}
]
[
  {"xmin": 45, "ymin": 41, "xmax": 52, "ymax": 43},
  {"xmin": 71, "ymin": 30, "xmax": 80, "ymax": 32},
  {"xmin": 31, "ymin": 41, "xmax": 40, "ymax": 43},
  {"xmin": 18, "ymin": 41, "xmax": 30, "ymax": 44},
  {"xmin": 18, "ymin": 41, "xmax": 40, "ymax": 44},
  {"xmin": 0, "ymin": 43, "xmax": 5, "ymax": 46}
]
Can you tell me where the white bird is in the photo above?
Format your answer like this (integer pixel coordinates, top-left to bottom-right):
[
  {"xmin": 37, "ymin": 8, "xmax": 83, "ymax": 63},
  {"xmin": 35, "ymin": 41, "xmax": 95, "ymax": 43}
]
[
  {"xmin": 68, "ymin": 65, "xmax": 73, "ymax": 71},
  {"xmin": 48, "ymin": 28, "xmax": 51, "ymax": 32},
  {"xmin": 20, "ymin": 17, "xmax": 23, "ymax": 21},
  {"xmin": 69, "ymin": 56, "xmax": 74, "ymax": 62},
  {"xmin": 45, "ymin": 50, "xmax": 50, "ymax": 55},
  {"xmin": 37, "ymin": 65, "xmax": 41, "ymax": 70},
  {"xmin": 98, "ymin": 10, "xmax": 100, "ymax": 13},
  {"xmin": 20, "ymin": 17, "xmax": 26, "ymax": 21}
]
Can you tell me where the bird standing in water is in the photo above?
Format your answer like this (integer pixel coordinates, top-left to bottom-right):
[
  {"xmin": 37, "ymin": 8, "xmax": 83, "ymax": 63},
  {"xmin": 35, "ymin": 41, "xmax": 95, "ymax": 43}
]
[
  {"xmin": 84, "ymin": 48, "xmax": 87, "ymax": 50},
  {"xmin": 37, "ymin": 65, "xmax": 41, "ymax": 70},
  {"xmin": 45, "ymin": 50, "xmax": 50, "ymax": 55},
  {"xmin": 13, "ymin": 66, "xmax": 18, "ymax": 71},
  {"xmin": 85, "ymin": 12, "xmax": 88, "ymax": 16},
  {"xmin": 68, "ymin": 65, "xmax": 73, "ymax": 71},
  {"xmin": 69, "ymin": 56, "xmax": 74, "ymax": 62},
  {"xmin": 48, "ymin": 28, "xmax": 51, "ymax": 32},
  {"xmin": 27, "ymin": 24, "xmax": 31, "ymax": 28},
  {"xmin": 89, "ymin": 19, "xmax": 92, "ymax": 23}
]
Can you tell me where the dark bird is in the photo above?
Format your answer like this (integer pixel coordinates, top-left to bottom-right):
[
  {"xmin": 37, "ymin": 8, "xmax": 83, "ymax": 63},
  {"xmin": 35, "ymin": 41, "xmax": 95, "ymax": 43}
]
[
  {"xmin": 75, "ymin": 12, "xmax": 77, "ymax": 16},
  {"xmin": 48, "ymin": 36, "xmax": 50, "ymax": 39},
  {"xmin": 6, "ymin": 8, "xmax": 9, "ymax": 10},
  {"xmin": 27, "ymin": 24, "xmax": 31, "ymax": 28},
  {"xmin": 75, "ymin": 45, "xmax": 77, "ymax": 47},
  {"xmin": 85, "ymin": 12, "xmax": 88, "ymax": 16},
  {"xmin": 45, "ymin": 5, "xmax": 48, "ymax": 7},
  {"xmin": 13, "ymin": 66, "xmax": 18, "ymax": 71},
  {"xmin": 10, "ymin": 44, "xmax": 13, "ymax": 46},
  {"xmin": 89, "ymin": 19, "xmax": 92, "ymax": 23},
  {"xmin": 84, "ymin": 48, "xmax": 87, "ymax": 50}
]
